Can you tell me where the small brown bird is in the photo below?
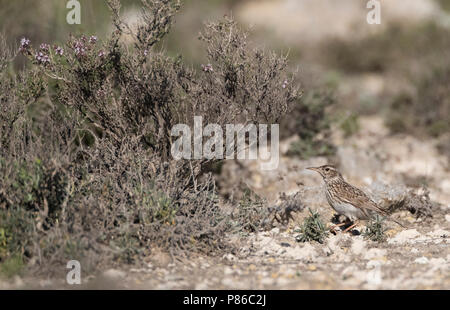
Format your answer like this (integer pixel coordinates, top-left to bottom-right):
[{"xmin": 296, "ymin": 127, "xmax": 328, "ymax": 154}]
[{"xmin": 307, "ymin": 165, "xmax": 404, "ymax": 232}]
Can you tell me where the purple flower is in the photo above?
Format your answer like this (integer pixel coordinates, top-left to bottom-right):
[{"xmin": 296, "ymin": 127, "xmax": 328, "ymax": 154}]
[
  {"xmin": 39, "ymin": 43, "xmax": 50, "ymax": 51},
  {"xmin": 282, "ymin": 80, "xmax": 288, "ymax": 89},
  {"xmin": 98, "ymin": 50, "xmax": 106, "ymax": 58},
  {"xmin": 54, "ymin": 46, "xmax": 64, "ymax": 56},
  {"xmin": 201, "ymin": 63, "xmax": 213, "ymax": 73},
  {"xmin": 144, "ymin": 49, "xmax": 149, "ymax": 56},
  {"xmin": 89, "ymin": 36, "xmax": 97, "ymax": 44},
  {"xmin": 73, "ymin": 40, "xmax": 86, "ymax": 57},
  {"xmin": 35, "ymin": 51, "xmax": 50, "ymax": 65},
  {"xmin": 20, "ymin": 38, "xmax": 30, "ymax": 48},
  {"xmin": 19, "ymin": 37, "xmax": 30, "ymax": 53}
]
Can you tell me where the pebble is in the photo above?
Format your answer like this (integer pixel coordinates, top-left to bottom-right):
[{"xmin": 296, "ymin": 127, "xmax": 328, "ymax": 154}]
[
  {"xmin": 388, "ymin": 229, "xmax": 421, "ymax": 244},
  {"xmin": 351, "ymin": 237, "xmax": 366, "ymax": 255},
  {"xmin": 414, "ymin": 257, "xmax": 429, "ymax": 264},
  {"xmin": 103, "ymin": 269, "xmax": 126, "ymax": 279}
]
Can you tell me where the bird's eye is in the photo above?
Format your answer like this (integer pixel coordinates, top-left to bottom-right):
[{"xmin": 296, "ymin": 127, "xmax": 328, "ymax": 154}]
[{"xmin": 325, "ymin": 167, "xmax": 330, "ymax": 172}]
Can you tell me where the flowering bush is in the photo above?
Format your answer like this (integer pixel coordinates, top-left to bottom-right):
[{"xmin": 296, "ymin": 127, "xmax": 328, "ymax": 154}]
[{"xmin": 0, "ymin": 0, "xmax": 320, "ymax": 276}]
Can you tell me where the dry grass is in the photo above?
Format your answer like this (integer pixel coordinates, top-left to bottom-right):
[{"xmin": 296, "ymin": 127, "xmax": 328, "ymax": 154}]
[{"xmin": 0, "ymin": 0, "xmax": 329, "ymax": 278}]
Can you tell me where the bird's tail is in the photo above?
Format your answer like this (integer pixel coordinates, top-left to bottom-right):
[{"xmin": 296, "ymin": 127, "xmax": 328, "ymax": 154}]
[
  {"xmin": 377, "ymin": 206, "xmax": 407, "ymax": 228},
  {"xmin": 387, "ymin": 216, "xmax": 407, "ymax": 228}
]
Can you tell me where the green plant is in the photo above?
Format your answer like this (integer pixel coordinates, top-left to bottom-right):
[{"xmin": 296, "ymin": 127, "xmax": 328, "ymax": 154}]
[
  {"xmin": 233, "ymin": 188, "xmax": 268, "ymax": 233},
  {"xmin": 287, "ymin": 139, "xmax": 336, "ymax": 159},
  {"xmin": 322, "ymin": 22, "xmax": 450, "ymax": 74},
  {"xmin": 363, "ymin": 215, "xmax": 387, "ymax": 242},
  {"xmin": 283, "ymin": 88, "xmax": 336, "ymax": 159},
  {"xmin": 295, "ymin": 209, "xmax": 328, "ymax": 244},
  {"xmin": 0, "ymin": 254, "xmax": 24, "ymax": 278},
  {"xmin": 386, "ymin": 66, "xmax": 450, "ymax": 138},
  {"xmin": 340, "ymin": 113, "xmax": 360, "ymax": 137}
]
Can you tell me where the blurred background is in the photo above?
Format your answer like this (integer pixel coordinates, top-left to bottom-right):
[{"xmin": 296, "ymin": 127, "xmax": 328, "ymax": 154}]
[{"xmin": 2, "ymin": 0, "xmax": 449, "ymax": 141}]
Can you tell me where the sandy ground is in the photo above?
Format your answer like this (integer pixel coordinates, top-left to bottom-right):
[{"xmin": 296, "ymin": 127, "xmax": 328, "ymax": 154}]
[{"xmin": 2, "ymin": 115, "xmax": 448, "ymax": 290}]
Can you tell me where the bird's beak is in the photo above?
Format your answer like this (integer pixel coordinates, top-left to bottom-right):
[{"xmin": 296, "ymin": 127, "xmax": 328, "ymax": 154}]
[{"xmin": 306, "ymin": 167, "xmax": 319, "ymax": 172}]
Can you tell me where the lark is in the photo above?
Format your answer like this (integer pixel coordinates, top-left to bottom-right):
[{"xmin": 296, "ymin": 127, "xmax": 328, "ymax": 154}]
[{"xmin": 307, "ymin": 165, "xmax": 404, "ymax": 233}]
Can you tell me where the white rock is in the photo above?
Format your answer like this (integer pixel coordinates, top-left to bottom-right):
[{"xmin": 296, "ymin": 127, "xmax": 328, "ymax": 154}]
[
  {"xmin": 341, "ymin": 266, "xmax": 358, "ymax": 278},
  {"xmin": 366, "ymin": 260, "xmax": 383, "ymax": 269},
  {"xmin": 388, "ymin": 229, "xmax": 422, "ymax": 245},
  {"xmin": 260, "ymin": 277, "xmax": 275, "ymax": 286},
  {"xmin": 427, "ymin": 229, "xmax": 449, "ymax": 238},
  {"xmin": 364, "ymin": 248, "xmax": 387, "ymax": 260},
  {"xmin": 440, "ymin": 179, "xmax": 450, "ymax": 193},
  {"xmin": 223, "ymin": 253, "xmax": 237, "ymax": 261},
  {"xmin": 286, "ymin": 243, "xmax": 317, "ymax": 261},
  {"xmin": 351, "ymin": 237, "xmax": 366, "ymax": 256},
  {"xmin": 271, "ymin": 227, "xmax": 280, "ymax": 234},
  {"xmin": 195, "ymin": 280, "xmax": 211, "ymax": 290},
  {"xmin": 223, "ymin": 267, "xmax": 234, "ymax": 276},
  {"xmin": 366, "ymin": 267, "xmax": 383, "ymax": 286},
  {"xmin": 429, "ymin": 258, "xmax": 447, "ymax": 269},
  {"xmin": 221, "ymin": 278, "xmax": 235, "ymax": 287},
  {"xmin": 414, "ymin": 257, "xmax": 429, "ymax": 264},
  {"xmin": 103, "ymin": 269, "xmax": 126, "ymax": 279}
]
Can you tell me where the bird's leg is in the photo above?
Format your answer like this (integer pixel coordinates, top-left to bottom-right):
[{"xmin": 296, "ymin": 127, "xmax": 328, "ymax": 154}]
[
  {"xmin": 329, "ymin": 218, "xmax": 351, "ymax": 233},
  {"xmin": 330, "ymin": 222, "xmax": 347, "ymax": 231},
  {"xmin": 329, "ymin": 216, "xmax": 353, "ymax": 233},
  {"xmin": 343, "ymin": 221, "xmax": 359, "ymax": 233}
]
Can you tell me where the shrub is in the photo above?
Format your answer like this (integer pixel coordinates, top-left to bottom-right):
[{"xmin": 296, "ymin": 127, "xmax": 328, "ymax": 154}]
[
  {"xmin": 363, "ymin": 216, "xmax": 387, "ymax": 242},
  {"xmin": 340, "ymin": 113, "xmax": 360, "ymax": 138},
  {"xmin": 0, "ymin": 0, "xmax": 308, "ymax": 276},
  {"xmin": 283, "ymin": 88, "xmax": 336, "ymax": 159},
  {"xmin": 295, "ymin": 209, "xmax": 328, "ymax": 244},
  {"xmin": 322, "ymin": 22, "xmax": 450, "ymax": 74},
  {"xmin": 386, "ymin": 66, "xmax": 450, "ymax": 138},
  {"xmin": 231, "ymin": 187, "xmax": 268, "ymax": 233}
]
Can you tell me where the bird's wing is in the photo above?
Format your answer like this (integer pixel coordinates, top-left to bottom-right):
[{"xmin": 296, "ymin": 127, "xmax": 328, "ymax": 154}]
[
  {"xmin": 340, "ymin": 182, "xmax": 389, "ymax": 217},
  {"xmin": 337, "ymin": 182, "xmax": 405, "ymax": 227}
]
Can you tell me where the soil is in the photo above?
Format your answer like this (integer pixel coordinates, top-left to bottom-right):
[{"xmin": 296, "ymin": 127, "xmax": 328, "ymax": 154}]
[{"xmin": 2, "ymin": 116, "xmax": 448, "ymax": 290}]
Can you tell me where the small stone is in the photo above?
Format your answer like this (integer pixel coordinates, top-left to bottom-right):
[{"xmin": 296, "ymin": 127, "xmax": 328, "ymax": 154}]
[
  {"xmin": 414, "ymin": 257, "xmax": 429, "ymax": 264},
  {"xmin": 271, "ymin": 227, "xmax": 280, "ymax": 234},
  {"xmin": 221, "ymin": 278, "xmax": 235, "ymax": 287},
  {"xmin": 223, "ymin": 253, "xmax": 237, "ymax": 261},
  {"xmin": 195, "ymin": 280, "xmax": 211, "ymax": 290},
  {"xmin": 351, "ymin": 237, "xmax": 366, "ymax": 255},
  {"xmin": 388, "ymin": 229, "xmax": 421, "ymax": 245},
  {"xmin": 363, "ymin": 248, "xmax": 387, "ymax": 260},
  {"xmin": 261, "ymin": 277, "xmax": 275, "ymax": 286},
  {"xmin": 103, "ymin": 269, "xmax": 126, "ymax": 279},
  {"xmin": 13, "ymin": 276, "xmax": 24, "ymax": 287},
  {"xmin": 366, "ymin": 260, "xmax": 383, "ymax": 269},
  {"xmin": 280, "ymin": 242, "xmax": 291, "ymax": 247},
  {"xmin": 223, "ymin": 267, "xmax": 234, "ymax": 276},
  {"xmin": 308, "ymin": 265, "xmax": 317, "ymax": 271}
]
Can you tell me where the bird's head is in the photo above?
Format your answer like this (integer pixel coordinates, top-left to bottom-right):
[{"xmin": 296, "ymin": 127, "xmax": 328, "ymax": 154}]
[{"xmin": 306, "ymin": 165, "xmax": 343, "ymax": 182}]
